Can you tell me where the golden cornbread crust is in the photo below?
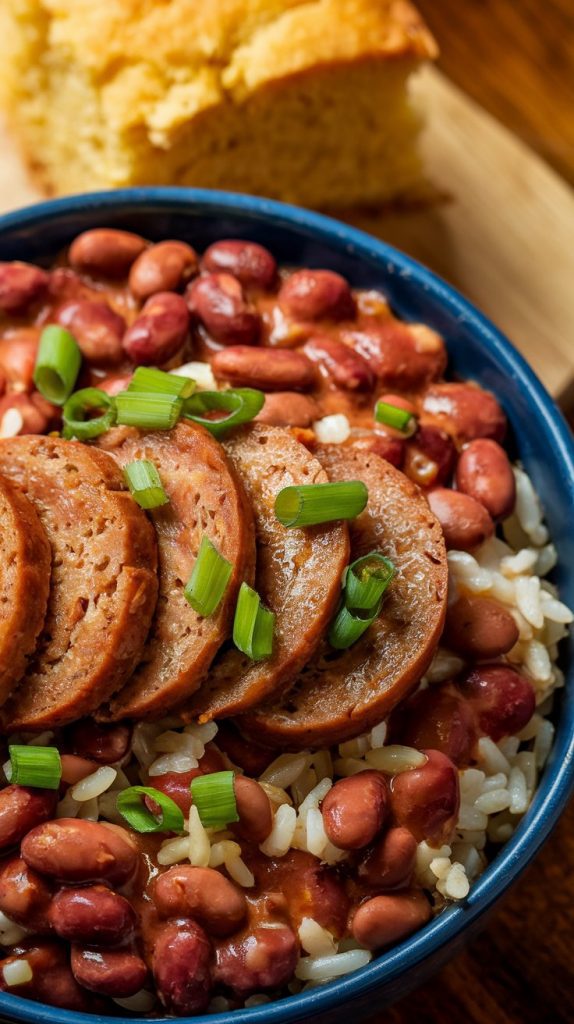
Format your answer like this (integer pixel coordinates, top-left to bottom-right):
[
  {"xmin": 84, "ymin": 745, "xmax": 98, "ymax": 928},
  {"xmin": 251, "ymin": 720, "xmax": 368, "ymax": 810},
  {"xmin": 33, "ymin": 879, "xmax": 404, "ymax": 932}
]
[{"xmin": 0, "ymin": 0, "xmax": 437, "ymax": 205}]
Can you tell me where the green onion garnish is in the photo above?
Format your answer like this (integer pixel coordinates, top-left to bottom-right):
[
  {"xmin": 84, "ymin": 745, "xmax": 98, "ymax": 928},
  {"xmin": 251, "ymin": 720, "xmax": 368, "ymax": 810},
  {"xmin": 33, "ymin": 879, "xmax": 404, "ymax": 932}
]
[
  {"xmin": 7, "ymin": 745, "xmax": 62, "ymax": 789},
  {"xmin": 184, "ymin": 535, "xmax": 233, "ymax": 617},
  {"xmin": 62, "ymin": 387, "xmax": 116, "ymax": 440},
  {"xmin": 328, "ymin": 603, "xmax": 379, "ymax": 650},
  {"xmin": 182, "ymin": 388, "xmax": 264, "ymax": 438},
  {"xmin": 124, "ymin": 460, "xmax": 169, "ymax": 510},
  {"xmin": 344, "ymin": 553, "xmax": 396, "ymax": 612},
  {"xmin": 233, "ymin": 582, "xmax": 275, "ymax": 660},
  {"xmin": 128, "ymin": 366, "xmax": 196, "ymax": 399},
  {"xmin": 115, "ymin": 392, "xmax": 183, "ymax": 430},
  {"xmin": 116, "ymin": 786, "xmax": 184, "ymax": 834},
  {"xmin": 274, "ymin": 481, "xmax": 368, "ymax": 528},
  {"xmin": 33, "ymin": 325, "xmax": 82, "ymax": 406},
  {"xmin": 374, "ymin": 400, "xmax": 417, "ymax": 435},
  {"xmin": 190, "ymin": 771, "xmax": 239, "ymax": 829}
]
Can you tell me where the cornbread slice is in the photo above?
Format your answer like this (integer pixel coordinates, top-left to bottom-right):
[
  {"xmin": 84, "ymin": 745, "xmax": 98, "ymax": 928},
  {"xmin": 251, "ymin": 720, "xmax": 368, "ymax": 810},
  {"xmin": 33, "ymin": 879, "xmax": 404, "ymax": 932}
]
[
  {"xmin": 0, "ymin": 437, "xmax": 158, "ymax": 732},
  {"xmin": 0, "ymin": 0, "xmax": 436, "ymax": 206},
  {"xmin": 241, "ymin": 446, "xmax": 447, "ymax": 748}
]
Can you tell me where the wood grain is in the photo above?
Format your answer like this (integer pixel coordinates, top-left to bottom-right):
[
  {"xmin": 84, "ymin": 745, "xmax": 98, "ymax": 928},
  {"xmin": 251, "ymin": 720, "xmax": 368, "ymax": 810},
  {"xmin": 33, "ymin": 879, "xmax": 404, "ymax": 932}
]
[{"xmin": 416, "ymin": 0, "xmax": 574, "ymax": 188}]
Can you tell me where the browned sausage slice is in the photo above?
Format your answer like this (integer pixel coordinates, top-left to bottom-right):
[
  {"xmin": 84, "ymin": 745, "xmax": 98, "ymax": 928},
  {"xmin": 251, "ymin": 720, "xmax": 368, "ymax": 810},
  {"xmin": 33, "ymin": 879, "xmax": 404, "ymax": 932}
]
[
  {"xmin": 97, "ymin": 422, "xmax": 255, "ymax": 720},
  {"xmin": 180, "ymin": 425, "xmax": 350, "ymax": 722},
  {"xmin": 0, "ymin": 475, "xmax": 51, "ymax": 706},
  {"xmin": 241, "ymin": 447, "xmax": 447, "ymax": 748},
  {"xmin": 0, "ymin": 437, "xmax": 158, "ymax": 732}
]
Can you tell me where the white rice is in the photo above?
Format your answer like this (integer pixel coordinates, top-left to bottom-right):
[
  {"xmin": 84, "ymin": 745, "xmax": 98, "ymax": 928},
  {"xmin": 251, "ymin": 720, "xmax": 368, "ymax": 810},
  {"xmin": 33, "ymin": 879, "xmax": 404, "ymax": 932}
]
[
  {"xmin": 171, "ymin": 361, "xmax": 217, "ymax": 391},
  {"xmin": 70, "ymin": 766, "xmax": 117, "ymax": 802},
  {"xmin": 312, "ymin": 414, "xmax": 351, "ymax": 444},
  {"xmin": 2, "ymin": 959, "xmax": 33, "ymax": 986}
]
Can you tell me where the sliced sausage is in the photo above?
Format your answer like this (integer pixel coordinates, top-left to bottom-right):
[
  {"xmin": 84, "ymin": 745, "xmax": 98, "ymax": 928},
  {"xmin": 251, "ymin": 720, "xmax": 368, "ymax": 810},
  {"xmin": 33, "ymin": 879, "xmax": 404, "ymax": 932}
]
[
  {"xmin": 0, "ymin": 474, "xmax": 51, "ymax": 705},
  {"xmin": 179, "ymin": 425, "xmax": 349, "ymax": 722},
  {"xmin": 242, "ymin": 447, "xmax": 447, "ymax": 747},
  {"xmin": 0, "ymin": 437, "xmax": 158, "ymax": 730},
  {"xmin": 97, "ymin": 422, "xmax": 255, "ymax": 719}
]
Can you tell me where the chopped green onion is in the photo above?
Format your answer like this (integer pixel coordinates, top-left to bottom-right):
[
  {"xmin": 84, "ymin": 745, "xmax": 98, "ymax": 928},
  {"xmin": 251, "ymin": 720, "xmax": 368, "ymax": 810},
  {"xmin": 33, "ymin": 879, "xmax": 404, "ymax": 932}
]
[
  {"xmin": 128, "ymin": 366, "xmax": 196, "ymax": 399},
  {"xmin": 33, "ymin": 325, "xmax": 82, "ymax": 406},
  {"xmin": 182, "ymin": 388, "xmax": 264, "ymax": 438},
  {"xmin": 328, "ymin": 602, "xmax": 380, "ymax": 650},
  {"xmin": 115, "ymin": 391, "xmax": 182, "ymax": 430},
  {"xmin": 116, "ymin": 786, "xmax": 184, "ymax": 834},
  {"xmin": 233, "ymin": 582, "xmax": 275, "ymax": 660},
  {"xmin": 275, "ymin": 481, "xmax": 368, "ymax": 528},
  {"xmin": 62, "ymin": 387, "xmax": 116, "ymax": 440},
  {"xmin": 190, "ymin": 771, "xmax": 239, "ymax": 829},
  {"xmin": 184, "ymin": 535, "xmax": 233, "ymax": 617},
  {"xmin": 124, "ymin": 459, "xmax": 169, "ymax": 510},
  {"xmin": 7, "ymin": 745, "xmax": 62, "ymax": 789},
  {"xmin": 344, "ymin": 553, "xmax": 396, "ymax": 612},
  {"xmin": 374, "ymin": 400, "xmax": 417, "ymax": 435}
]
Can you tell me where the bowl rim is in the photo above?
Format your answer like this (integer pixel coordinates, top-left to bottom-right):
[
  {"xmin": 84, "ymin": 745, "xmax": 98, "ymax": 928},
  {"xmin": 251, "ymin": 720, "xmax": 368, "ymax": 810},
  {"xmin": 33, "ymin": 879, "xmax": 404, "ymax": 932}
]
[{"xmin": 0, "ymin": 187, "xmax": 573, "ymax": 1024}]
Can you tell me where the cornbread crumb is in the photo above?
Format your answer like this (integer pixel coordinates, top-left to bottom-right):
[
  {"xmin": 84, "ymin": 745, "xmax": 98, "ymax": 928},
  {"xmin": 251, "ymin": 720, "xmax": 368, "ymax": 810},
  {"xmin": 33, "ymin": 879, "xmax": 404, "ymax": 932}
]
[{"xmin": 0, "ymin": 0, "xmax": 436, "ymax": 205}]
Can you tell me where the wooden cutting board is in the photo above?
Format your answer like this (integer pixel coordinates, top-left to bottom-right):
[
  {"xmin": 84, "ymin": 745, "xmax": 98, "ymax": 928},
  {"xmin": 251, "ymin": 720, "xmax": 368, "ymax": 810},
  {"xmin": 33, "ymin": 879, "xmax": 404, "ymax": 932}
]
[{"xmin": 1, "ymin": 66, "xmax": 573, "ymax": 404}]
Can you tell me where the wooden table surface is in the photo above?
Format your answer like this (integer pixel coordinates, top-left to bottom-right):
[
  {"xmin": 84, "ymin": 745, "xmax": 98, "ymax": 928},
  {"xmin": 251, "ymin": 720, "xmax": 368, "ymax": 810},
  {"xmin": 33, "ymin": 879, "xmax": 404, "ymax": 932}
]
[{"xmin": 376, "ymin": 4, "xmax": 574, "ymax": 1022}]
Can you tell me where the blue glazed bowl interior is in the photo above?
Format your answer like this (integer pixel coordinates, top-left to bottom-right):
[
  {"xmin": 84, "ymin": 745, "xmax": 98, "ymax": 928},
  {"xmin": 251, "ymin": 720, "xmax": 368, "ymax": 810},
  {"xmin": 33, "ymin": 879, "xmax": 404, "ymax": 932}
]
[{"xmin": 0, "ymin": 189, "xmax": 573, "ymax": 1024}]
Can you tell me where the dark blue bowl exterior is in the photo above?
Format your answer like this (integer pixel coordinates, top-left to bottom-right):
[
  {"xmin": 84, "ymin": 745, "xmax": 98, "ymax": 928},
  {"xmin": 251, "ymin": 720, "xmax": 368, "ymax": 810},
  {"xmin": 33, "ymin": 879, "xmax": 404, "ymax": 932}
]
[{"xmin": 0, "ymin": 189, "xmax": 572, "ymax": 1024}]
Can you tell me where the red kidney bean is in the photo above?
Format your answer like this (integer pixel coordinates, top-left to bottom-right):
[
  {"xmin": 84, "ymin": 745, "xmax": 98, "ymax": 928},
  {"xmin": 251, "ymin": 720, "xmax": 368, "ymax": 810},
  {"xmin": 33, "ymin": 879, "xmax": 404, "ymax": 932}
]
[
  {"xmin": 255, "ymin": 390, "xmax": 320, "ymax": 427},
  {"xmin": 50, "ymin": 885, "xmax": 137, "ymax": 945},
  {"xmin": 0, "ymin": 392, "xmax": 52, "ymax": 434},
  {"xmin": 233, "ymin": 776, "xmax": 273, "ymax": 843},
  {"xmin": 71, "ymin": 944, "xmax": 148, "ymax": 997},
  {"xmin": 0, "ymin": 328, "xmax": 40, "ymax": 388},
  {"xmin": 215, "ymin": 924, "xmax": 298, "ymax": 996},
  {"xmin": 350, "ymin": 891, "xmax": 432, "ymax": 950},
  {"xmin": 358, "ymin": 827, "xmax": 418, "ymax": 889},
  {"xmin": 211, "ymin": 345, "xmax": 315, "ymax": 391},
  {"xmin": 153, "ymin": 866, "xmax": 247, "ymax": 937},
  {"xmin": 152, "ymin": 919, "xmax": 213, "ymax": 1014},
  {"xmin": 278, "ymin": 270, "xmax": 354, "ymax": 322},
  {"xmin": 0, "ymin": 942, "xmax": 95, "ymax": 1011},
  {"xmin": 404, "ymin": 425, "xmax": 456, "ymax": 489},
  {"xmin": 0, "ymin": 368, "xmax": 5, "ymax": 396},
  {"xmin": 60, "ymin": 754, "xmax": 100, "ymax": 786},
  {"xmin": 69, "ymin": 229, "xmax": 148, "ymax": 278},
  {"xmin": 349, "ymin": 430, "xmax": 405, "ymax": 468},
  {"xmin": 21, "ymin": 819, "xmax": 139, "ymax": 885},
  {"xmin": 129, "ymin": 240, "xmax": 199, "ymax": 300},
  {"xmin": 303, "ymin": 336, "xmax": 374, "ymax": 391},
  {"xmin": 252, "ymin": 850, "xmax": 349, "ymax": 936},
  {"xmin": 0, "ymin": 262, "xmax": 49, "ymax": 313},
  {"xmin": 122, "ymin": 291, "xmax": 189, "ymax": 366},
  {"xmin": 321, "ymin": 771, "xmax": 388, "ymax": 851},
  {"xmin": 347, "ymin": 319, "xmax": 446, "ymax": 389},
  {"xmin": 213, "ymin": 722, "xmax": 276, "ymax": 776},
  {"xmin": 445, "ymin": 595, "xmax": 519, "ymax": 660},
  {"xmin": 389, "ymin": 685, "xmax": 476, "ymax": 766},
  {"xmin": 456, "ymin": 438, "xmax": 516, "ymax": 519},
  {"xmin": 390, "ymin": 749, "xmax": 460, "ymax": 845},
  {"xmin": 201, "ymin": 240, "xmax": 277, "ymax": 290},
  {"xmin": 456, "ymin": 664, "xmax": 536, "ymax": 741},
  {"xmin": 0, "ymin": 786, "xmax": 57, "ymax": 850},
  {"xmin": 96, "ymin": 372, "xmax": 133, "ymax": 396},
  {"xmin": 421, "ymin": 382, "xmax": 506, "ymax": 444},
  {"xmin": 149, "ymin": 746, "xmax": 226, "ymax": 815},
  {"xmin": 64, "ymin": 720, "xmax": 131, "ymax": 764},
  {"xmin": 186, "ymin": 273, "xmax": 260, "ymax": 345},
  {"xmin": 427, "ymin": 487, "xmax": 494, "ymax": 551},
  {"xmin": 0, "ymin": 857, "xmax": 53, "ymax": 931},
  {"xmin": 56, "ymin": 299, "xmax": 125, "ymax": 366}
]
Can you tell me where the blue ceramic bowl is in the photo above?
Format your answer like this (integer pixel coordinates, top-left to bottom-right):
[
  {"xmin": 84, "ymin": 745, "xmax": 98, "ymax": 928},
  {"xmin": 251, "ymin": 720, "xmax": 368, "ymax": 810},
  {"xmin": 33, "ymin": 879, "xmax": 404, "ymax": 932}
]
[{"xmin": 0, "ymin": 189, "xmax": 573, "ymax": 1024}]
